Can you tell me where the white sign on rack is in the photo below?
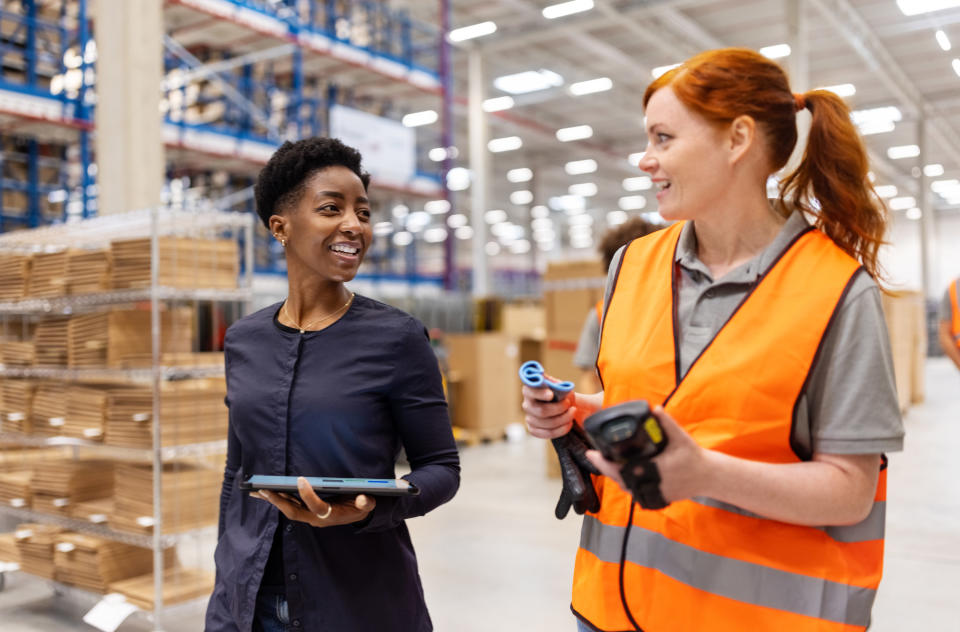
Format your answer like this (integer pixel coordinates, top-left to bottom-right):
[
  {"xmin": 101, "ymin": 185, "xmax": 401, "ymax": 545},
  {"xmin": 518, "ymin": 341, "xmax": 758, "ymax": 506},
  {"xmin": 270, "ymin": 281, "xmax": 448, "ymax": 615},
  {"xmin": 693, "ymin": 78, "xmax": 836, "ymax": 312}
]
[
  {"xmin": 83, "ymin": 593, "xmax": 139, "ymax": 632},
  {"xmin": 329, "ymin": 105, "xmax": 417, "ymax": 190}
]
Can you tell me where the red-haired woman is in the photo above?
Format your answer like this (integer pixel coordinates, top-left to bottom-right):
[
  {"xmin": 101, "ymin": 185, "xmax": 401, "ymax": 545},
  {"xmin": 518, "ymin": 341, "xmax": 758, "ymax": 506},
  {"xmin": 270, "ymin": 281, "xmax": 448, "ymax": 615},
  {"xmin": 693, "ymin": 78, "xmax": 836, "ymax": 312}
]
[{"xmin": 522, "ymin": 48, "xmax": 903, "ymax": 632}]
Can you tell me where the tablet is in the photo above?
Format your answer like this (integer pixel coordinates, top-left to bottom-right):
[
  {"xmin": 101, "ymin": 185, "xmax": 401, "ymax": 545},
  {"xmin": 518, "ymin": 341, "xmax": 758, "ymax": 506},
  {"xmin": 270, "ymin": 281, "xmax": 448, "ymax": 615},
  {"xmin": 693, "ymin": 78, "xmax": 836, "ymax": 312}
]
[{"xmin": 239, "ymin": 474, "xmax": 419, "ymax": 497}]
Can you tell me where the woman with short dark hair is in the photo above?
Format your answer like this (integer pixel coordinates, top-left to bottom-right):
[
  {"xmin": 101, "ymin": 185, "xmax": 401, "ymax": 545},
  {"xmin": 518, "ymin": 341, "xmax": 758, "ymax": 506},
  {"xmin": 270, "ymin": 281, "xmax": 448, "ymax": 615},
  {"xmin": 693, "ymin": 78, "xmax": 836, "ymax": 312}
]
[{"xmin": 205, "ymin": 137, "xmax": 460, "ymax": 632}]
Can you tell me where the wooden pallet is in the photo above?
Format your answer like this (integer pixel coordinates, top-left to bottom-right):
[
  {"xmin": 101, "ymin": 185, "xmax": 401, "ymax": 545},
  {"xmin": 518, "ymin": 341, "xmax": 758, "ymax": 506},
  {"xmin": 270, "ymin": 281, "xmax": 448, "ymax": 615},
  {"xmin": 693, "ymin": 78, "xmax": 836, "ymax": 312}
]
[{"xmin": 452, "ymin": 425, "xmax": 507, "ymax": 447}]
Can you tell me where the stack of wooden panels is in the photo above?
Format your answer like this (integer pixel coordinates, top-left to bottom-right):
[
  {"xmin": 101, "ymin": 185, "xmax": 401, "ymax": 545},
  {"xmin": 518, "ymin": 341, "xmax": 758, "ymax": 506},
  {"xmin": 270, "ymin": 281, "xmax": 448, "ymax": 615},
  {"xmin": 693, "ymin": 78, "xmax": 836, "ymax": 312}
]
[
  {"xmin": 0, "ymin": 254, "xmax": 31, "ymax": 300},
  {"xmin": 0, "ymin": 447, "xmax": 71, "ymax": 471},
  {"xmin": 109, "ymin": 567, "xmax": 214, "ymax": 609},
  {"xmin": 111, "ymin": 237, "xmax": 238, "ymax": 290},
  {"xmin": 112, "ymin": 462, "xmax": 221, "ymax": 534},
  {"xmin": 31, "ymin": 459, "xmax": 114, "ymax": 516},
  {"xmin": 0, "ymin": 470, "xmax": 32, "ymax": 509},
  {"xmin": 104, "ymin": 378, "xmax": 227, "ymax": 448},
  {"xmin": 65, "ymin": 249, "xmax": 111, "ymax": 294},
  {"xmin": 66, "ymin": 308, "xmax": 194, "ymax": 368},
  {"xmin": 1, "ymin": 379, "xmax": 37, "ymax": 433},
  {"xmin": 33, "ymin": 317, "xmax": 70, "ymax": 366},
  {"xmin": 0, "ymin": 340, "xmax": 34, "ymax": 366},
  {"xmin": 31, "ymin": 382, "xmax": 68, "ymax": 438},
  {"xmin": 0, "ymin": 532, "xmax": 20, "ymax": 563},
  {"xmin": 26, "ymin": 251, "xmax": 69, "ymax": 297},
  {"xmin": 63, "ymin": 385, "xmax": 112, "ymax": 441},
  {"xmin": 15, "ymin": 523, "xmax": 64, "ymax": 579},
  {"xmin": 70, "ymin": 497, "xmax": 114, "ymax": 525},
  {"xmin": 53, "ymin": 533, "xmax": 174, "ymax": 593}
]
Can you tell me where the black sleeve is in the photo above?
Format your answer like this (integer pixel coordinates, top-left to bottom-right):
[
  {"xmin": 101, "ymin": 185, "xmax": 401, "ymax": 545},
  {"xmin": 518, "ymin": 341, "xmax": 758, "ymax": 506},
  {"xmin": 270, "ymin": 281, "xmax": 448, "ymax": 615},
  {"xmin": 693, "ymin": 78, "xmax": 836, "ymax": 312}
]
[
  {"xmin": 356, "ymin": 319, "xmax": 460, "ymax": 532},
  {"xmin": 217, "ymin": 339, "xmax": 241, "ymax": 540}
]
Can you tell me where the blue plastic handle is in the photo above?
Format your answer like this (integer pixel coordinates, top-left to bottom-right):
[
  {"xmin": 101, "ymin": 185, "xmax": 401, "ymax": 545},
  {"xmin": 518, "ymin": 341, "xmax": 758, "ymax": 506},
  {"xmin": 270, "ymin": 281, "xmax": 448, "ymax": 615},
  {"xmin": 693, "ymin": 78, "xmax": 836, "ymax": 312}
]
[{"xmin": 518, "ymin": 360, "xmax": 574, "ymax": 401}]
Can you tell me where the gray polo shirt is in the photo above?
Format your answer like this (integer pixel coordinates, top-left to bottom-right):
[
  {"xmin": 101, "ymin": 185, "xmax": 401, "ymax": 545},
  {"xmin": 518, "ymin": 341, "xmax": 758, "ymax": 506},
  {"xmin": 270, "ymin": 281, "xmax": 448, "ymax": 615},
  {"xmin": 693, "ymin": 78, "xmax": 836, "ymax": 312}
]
[{"xmin": 600, "ymin": 212, "xmax": 904, "ymax": 457}]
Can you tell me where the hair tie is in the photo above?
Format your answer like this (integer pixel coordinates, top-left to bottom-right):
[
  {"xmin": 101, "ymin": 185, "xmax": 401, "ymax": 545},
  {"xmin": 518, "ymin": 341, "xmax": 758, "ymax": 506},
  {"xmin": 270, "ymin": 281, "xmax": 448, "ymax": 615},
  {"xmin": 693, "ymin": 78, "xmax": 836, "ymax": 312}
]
[{"xmin": 793, "ymin": 92, "xmax": 807, "ymax": 112}]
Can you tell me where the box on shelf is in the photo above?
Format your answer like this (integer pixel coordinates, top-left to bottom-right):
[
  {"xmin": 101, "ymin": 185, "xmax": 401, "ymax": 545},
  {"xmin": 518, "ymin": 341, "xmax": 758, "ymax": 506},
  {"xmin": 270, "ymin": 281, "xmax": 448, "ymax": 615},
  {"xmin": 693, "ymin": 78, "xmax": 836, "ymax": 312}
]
[
  {"xmin": 111, "ymin": 237, "xmax": 239, "ymax": 290},
  {"xmin": 0, "ymin": 253, "xmax": 32, "ymax": 300},
  {"xmin": 65, "ymin": 248, "xmax": 112, "ymax": 294},
  {"xmin": 26, "ymin": 250, "xmax": 69, "ymax": 297},
  {"xmin": 0, "ymin": 469, "xmax": 32, "ymax": 509},
  {"xmin": 33, "ymin": 317, "xmax": 70, "ymax": 366},
  {"xmin": 66, "ymin": 307, "xmax": 195, "ymax": 368},
  {"xmin": 445, "ymin": 333, "xmax": 522, "ymax": 435},
  {"xmin": 31, "ymin": 459, "xmax": 115, "ymax": 516},
  {"xmin": 15, "ymin": 523, "xmax": 65, "ymax": 580},
  {"xmin": 1, "ymin": 379, "xmax": 38, "ymax": 433},
  {"xmin": 500, "ymin": 302, "xmax": 546, "ymax": 340},
  {"xmin": 31, "ymin": 382, "xmax": 68, "ymax": 438},
  {"xmin": 69, "ymin": 497, "xmax": 114, "ymax": 525},
  {"xmin": 881, "ymin": 291, "xmax": 926, "ymax": 413},
  {"xmin": 109, "ymin": 566, "xmax": 215, "ymax": 609},
  {"xmin": 0, "ymin": 532, "xmax": 20, "ymax": 563},
  {"xmin": 103, "ymin": 377, "xmax": 227, "ymax": 449},
  {"xmin": 0, "ymin": 340, "xmax": 35, "ymax": 366},
  {"xmin": 112, "ymin": 462, "xmax": 221, "ymax": 534},
  {"xmin": 543, "ymin": 259, "xmax": 605, "ymax": 346},
  {"xmin": 53, "ymin": 533, "xmax": 175, "ymax": 594}
]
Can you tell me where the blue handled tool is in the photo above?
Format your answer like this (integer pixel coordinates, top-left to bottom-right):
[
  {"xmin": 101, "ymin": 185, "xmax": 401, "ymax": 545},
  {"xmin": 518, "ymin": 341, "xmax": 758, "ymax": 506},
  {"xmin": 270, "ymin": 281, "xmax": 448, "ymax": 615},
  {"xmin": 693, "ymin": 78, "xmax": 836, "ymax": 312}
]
[
  {"xmin": 518, "ymin": 361, "xmax": 575, "ymax": 403},
  {"xmin": 518, "ymin": 361, "xmax": 599, "ymax": 519}
]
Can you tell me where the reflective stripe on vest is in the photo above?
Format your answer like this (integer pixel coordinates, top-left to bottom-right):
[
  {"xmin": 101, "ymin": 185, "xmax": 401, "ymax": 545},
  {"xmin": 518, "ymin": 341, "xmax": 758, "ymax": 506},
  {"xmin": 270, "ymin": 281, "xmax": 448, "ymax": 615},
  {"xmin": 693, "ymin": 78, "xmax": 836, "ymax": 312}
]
[
  {"xmin": 951, "ymin": 278, "xmax": 960, "ymax": 346},
  {"xmin": 575, "ymin": 221, "xmax": 885, "ymax": 632}
]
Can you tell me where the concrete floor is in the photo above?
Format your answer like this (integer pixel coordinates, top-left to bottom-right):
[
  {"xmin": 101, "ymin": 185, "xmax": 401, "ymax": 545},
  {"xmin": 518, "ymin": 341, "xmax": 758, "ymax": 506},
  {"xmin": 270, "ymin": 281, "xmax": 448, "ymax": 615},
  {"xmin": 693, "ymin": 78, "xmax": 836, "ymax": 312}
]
[{"xmin": 0, "ymin": 357, "xmax": 957, "ymax": 631}]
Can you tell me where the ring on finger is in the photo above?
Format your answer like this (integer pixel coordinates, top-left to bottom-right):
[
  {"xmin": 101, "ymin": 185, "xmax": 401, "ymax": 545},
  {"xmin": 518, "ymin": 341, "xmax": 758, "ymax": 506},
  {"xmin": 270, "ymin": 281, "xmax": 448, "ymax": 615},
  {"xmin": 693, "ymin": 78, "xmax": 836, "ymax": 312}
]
[{"xmin": 315, "ymin": 504, "xmax": 333, "ymax": 520}]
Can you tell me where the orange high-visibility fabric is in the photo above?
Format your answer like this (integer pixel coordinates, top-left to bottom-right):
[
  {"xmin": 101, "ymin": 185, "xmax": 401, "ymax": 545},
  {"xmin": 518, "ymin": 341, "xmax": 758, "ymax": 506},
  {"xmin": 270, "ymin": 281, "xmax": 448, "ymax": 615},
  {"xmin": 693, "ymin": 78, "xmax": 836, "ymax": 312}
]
[
  {"xmin": 951, "ymin": 279, "xmax": 960, "ymax": 348},
  {"xmin": 574, "ymin": 221, "xmax": 885, "ymax": 632},
  {"xmin": 595, "ymin": 300, "xmax": 603, "ymax": 326}
]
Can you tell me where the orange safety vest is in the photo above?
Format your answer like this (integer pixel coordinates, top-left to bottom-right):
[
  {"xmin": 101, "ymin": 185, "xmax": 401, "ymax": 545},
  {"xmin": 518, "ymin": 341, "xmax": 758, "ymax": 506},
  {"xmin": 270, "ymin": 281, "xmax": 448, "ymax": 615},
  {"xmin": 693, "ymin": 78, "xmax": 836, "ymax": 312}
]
[
  {"xmin": 576, "ymin": 221, "xmax": 887, "ymax": 632},
  {"xmin": 950, "ymin": 278, "xmax": 960, "ymax": 349}
]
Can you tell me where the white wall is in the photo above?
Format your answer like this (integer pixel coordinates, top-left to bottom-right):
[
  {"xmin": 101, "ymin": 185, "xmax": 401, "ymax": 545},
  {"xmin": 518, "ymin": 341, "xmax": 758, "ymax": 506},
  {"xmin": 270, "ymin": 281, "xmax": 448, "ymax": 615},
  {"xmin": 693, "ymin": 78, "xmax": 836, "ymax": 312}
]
[{"xmin": 882, "ymin": 210, "xmax": 960, "ymax": 297}]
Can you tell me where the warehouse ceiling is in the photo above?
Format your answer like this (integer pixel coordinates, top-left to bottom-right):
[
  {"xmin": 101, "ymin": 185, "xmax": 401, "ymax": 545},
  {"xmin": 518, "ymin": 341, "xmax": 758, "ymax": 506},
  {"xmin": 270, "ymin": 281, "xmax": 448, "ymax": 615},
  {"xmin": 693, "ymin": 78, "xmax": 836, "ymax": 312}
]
[{"xmin": 381, "ymin": 0, "xmax": 960, "ymax": 254}]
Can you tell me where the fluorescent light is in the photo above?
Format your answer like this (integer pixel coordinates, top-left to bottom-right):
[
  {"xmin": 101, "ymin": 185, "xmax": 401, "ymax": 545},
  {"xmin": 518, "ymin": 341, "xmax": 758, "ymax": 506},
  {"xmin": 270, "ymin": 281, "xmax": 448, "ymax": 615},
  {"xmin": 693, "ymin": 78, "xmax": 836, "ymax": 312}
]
[
  {"xmin": 484, "ymin": 209, "xmax": 507, "ymax": 224},
  {"xmin": 652, "ymin": 63, "xmax": 680, "ymax": 79},
  {"xmin": 858, "ymin": 120, "xmax": 896, "ymax": 135},
  {"xmin": 874, "ymin": 185, "xmax": 898, "ymax": 198},
  {"xmin": 533, "ymin": 229, "xmax": 556, "ymax": 243},
  {"xmin": 619, "ymin": 195, "xmax": 647, "ymax": 211},
  {"xmin": 428, "ymin": 147, "xmax": 448, "ymax": 162},
  {"xmin": 448, "ymin": 21, "xmax": 497, "ymax": 42},
  {"xmin": 392, "ymin": 204, "xmax": 409, "ymax": 219},
  {"xmin": 393, "ymin": 231, "xmax": 413, "ymax": 246},
  {"xmin": 760, "ymin": 44, "xmax": 791, "ymax": 59},
  {"xmin": 936, "ymin": 29, "xmax": 952, "ymax": 51},
  {"xmin": 642, "ymin": 211, "xmax": 664, "ymax": 223},
  {"xmin": 455, "ymin": 226, "xmax": 474, "ymax": 240},
  {"xmin": 569, "ymin": 77, "xmax": 612, "ymax": 96},
  {"xmin": 423, "ymin": 227, "xmax": 449, "ymax": 243},
  {"xmin": 542, "ymin": 0, "xmax": 594, "ymax": 19},
  {"xmin": 905, "ymin": 207, "xmax": 923, "ymax": 220},
  {"xmin": 887, "ymin": 144, "xmax": 920, "ymax": 159},
  {"xmin": 549, "ymin": 195, "xmax": 586, "ymax": 212},
  {"xmin": 564, "ymin": 159, "xmax": 598, "ymax": 175},
  {"xmin": 510, "ymin": 190, "xmax": 534, "ymax": 205},
  {"xmin": 483, "ymin": 96, "xmax": 515, "ymax": 112},
  {"xmin": 851, "ymin": 106, "xmax": 902, "ymax": 125},
  {"xmin": 402, "ymin": 110, "xmax": 438, "ymax": 127},
  {"xmin": 607, "ymin": 210, "xmax": 628, "ymax": 225},
  {"xmin": 628, "ymin": 152, "xmax": 646, "ymax": 165},
  {"xmin": 531, "ymin": 205, "xmax": 549, "ymax": 218},
  {"xmin": 373, "ymin": 221, "xmax": 394, "ymax": 236},
  {"xmin": 425, "ymin": 199, "xmax": 451, "ymax": 215},
  {"xmin": 488, "ymin": 136, "xmax": 523, "ymax": 152},
  {"xmin": 888, "ymin": 196, "xmax": 917, "ymax": 210},
  {"xmin": 447, "ymin": 213, "xmax": 468, "ymax": 228},
  {"xmin": 819, "ymin": 83, "xmax": 856, "ymax": 98},
  {"xmin": 532, "ymin": 218, "xmax": 553, "ymax": 230},
  {"xmin": 924, "ymin": 163, "xmax": 945, "ymax": 177},
  {"xmin": 897, "ymin": 0, "xmax": 960, "ymax": 16},
  {"xmin": 556, "ymin": 125, "xmax": 593, "ymax": 142},
  {"xmin": 507, "ymin": 168, "xmax": 533, "ymax": 183},
  {"xmin": 485, "ymin": 242, "xmax": 501, "ymax": 256},
  {"xmin": 493, "ymin": 70, "xmax": 563, "ymax": 94},
  {"xmin": 568, "ymin": 214, "xmax": 594, "ymax": 227},
  {"xmin": 446, "ymin": 167, "xmax": 471, "ymax": 191},
  {"xmin": 509, "ymin": 240, "xmax": 532, "ymax": 254},
  {"xmin": 623, "ymin": 176, "xmax": 652, "ymax": 191},
  {"xmin": 953, "ymin": 58, "xmax": 960, "ymax": 77},
  {"xmin": 568, "ymin": 182, "xmax": 598, "ymax": 197},
  {"xmin": 406, "ymin": 211, "xmax": 430, "ymax": 231}
]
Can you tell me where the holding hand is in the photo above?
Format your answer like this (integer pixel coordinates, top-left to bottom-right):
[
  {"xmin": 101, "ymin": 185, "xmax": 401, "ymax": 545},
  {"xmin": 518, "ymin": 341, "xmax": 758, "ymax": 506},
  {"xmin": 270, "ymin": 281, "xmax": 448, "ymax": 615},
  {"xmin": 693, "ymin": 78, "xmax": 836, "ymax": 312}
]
[
  {"xmin": 252, "ymin": 476, "xmax": 376, "ymax": 527},
  {"xmin": 522, "ymin": 384, "xmax": 603, "ymax": 439}
]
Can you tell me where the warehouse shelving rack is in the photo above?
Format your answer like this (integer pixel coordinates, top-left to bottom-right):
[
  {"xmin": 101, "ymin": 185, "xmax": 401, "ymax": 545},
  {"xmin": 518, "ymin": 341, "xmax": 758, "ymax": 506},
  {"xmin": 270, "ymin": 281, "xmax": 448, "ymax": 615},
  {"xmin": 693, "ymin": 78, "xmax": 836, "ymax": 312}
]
[{"xmin": 0, "ymin": 205, "xmax": 253, "ymax": 629}]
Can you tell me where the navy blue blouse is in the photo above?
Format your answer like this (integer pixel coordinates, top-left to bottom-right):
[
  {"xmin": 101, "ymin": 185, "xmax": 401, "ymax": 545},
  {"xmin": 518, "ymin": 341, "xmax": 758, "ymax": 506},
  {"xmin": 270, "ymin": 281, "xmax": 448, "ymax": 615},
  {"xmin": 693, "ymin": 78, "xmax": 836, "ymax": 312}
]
[{"xmin": 204, "ymin": 295, "xmax": 460, "ymax": 631}]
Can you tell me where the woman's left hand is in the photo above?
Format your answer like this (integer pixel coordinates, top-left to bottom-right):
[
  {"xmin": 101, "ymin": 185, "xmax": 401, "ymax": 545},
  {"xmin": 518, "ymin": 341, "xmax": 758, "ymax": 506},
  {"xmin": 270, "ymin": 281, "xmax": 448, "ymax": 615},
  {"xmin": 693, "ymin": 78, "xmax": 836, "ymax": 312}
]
[
  {"xmin": 252, "ymin": 476, "xmax": 376, "ymax": 527},
  {"xmin": 585, "ymin": 405, "xmax": 709, "ymax": 504}
]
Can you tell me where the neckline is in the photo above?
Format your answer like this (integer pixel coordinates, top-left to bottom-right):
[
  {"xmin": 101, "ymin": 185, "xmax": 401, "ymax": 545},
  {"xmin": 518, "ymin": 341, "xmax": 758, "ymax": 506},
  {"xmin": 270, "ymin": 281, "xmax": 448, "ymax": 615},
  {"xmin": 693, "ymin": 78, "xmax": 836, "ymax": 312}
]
[{"xmin": 272, "ymin": 295, "xmax": 359, "ymax": 335}]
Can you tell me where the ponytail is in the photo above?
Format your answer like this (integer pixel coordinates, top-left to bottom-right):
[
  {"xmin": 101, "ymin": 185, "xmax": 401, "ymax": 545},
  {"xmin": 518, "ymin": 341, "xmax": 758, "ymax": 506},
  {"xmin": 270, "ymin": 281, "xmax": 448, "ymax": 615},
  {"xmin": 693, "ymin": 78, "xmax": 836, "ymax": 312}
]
[{"xmin": 777, "ymin": 90, "xmax": 889, "ymax": 282}]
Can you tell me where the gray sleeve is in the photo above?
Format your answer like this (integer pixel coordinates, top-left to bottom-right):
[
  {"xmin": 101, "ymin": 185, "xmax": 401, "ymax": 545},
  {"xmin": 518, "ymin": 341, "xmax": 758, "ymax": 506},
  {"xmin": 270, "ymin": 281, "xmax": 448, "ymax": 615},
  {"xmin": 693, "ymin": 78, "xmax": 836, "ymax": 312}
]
[
  {"xmin": 601, "ymin": 246, "xmax": 626, "ymax": 321},
  {"xmin": 572, "ymin": 310, "xmax": 600, "ymax": 369},
  {"xmin": 798, "ymin": 273, "xmax": 905, "ymax": 455},
  {"xmin": 940, "ymin": 287, "xmax": 953, "ymax": 323}
]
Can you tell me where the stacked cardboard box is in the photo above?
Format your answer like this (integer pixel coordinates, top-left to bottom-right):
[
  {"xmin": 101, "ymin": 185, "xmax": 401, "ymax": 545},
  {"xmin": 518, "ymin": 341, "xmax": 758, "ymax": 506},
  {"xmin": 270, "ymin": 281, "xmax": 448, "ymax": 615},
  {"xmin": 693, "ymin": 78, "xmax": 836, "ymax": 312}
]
[
  {"xmin": 66, "ymin": 307, "xmax": 194, "ymax": 368},
  {"xmin": 112, "ymin": 462, "xmax": 221, "ymax": 534},
  {"xmin": 31, "ymin": 459, "xmax": 114, "ymax": 517},
  {"xmin": 0, "ymin": 254, "xmax": 31, "ymax": 300},
  {"xmin": 109, "ymin": 567, "xmax": 214, "ymax": 609},
  {"xmin": 446, "ymin": 333, "xmax": 522, "ymax": 438},
  {"xmin": 31, "ymin": 382, "xmax": 68, "ymax": 437},
  {"xmin": 0, "ymin": 470, "xmax": 32, "ymax": 508},
  {"xmin": 33, "ymin": 317, "xmax": 70, "ymax": 366},
  {"xmin": 26, "ymin": 251, "xmax": 69, "ymax": 297},
  {"xmin": 65, "ymin": 248, "xmax": 111, "ymax": 294},
  {"xmin": 15, "ymin": 523, "xmax": 64, "ymax": 579},
  {"xmin": 881, "ymin": 291, "xmax": 927, "ymax": 413},
  {"xmin": 53, "ymin": 532, "xmax": 175, "ymax": 593},
  {"xmin": 69, "ymin": 497, "xmax": 114, "ymax": 525},
  {"xmin": 1, "ymin": 379, "xmax": 37, "ymax": 433},
  {"xmin": 0, "ymin": 532, "xmax": 20, "ymax": 563},
  {"xmin": 111, "ymin": 237, "xmax": 239, "ymax": 290}
]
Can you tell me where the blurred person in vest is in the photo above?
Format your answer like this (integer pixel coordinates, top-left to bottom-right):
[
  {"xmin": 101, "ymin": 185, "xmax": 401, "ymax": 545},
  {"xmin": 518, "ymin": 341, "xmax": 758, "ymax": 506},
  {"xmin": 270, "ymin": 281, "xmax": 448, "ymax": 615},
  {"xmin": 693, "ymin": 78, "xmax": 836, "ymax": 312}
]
[
  {"xmin": 940, "ymin": 277, "xmax": 960, "ymax": 370},
  {"xmin": 522, "ymin": 48, "xmax": 904, "ymax": 632},
  {"xmin": 572, "ymin": 217, "xmax": 663, "ymax": 392}
]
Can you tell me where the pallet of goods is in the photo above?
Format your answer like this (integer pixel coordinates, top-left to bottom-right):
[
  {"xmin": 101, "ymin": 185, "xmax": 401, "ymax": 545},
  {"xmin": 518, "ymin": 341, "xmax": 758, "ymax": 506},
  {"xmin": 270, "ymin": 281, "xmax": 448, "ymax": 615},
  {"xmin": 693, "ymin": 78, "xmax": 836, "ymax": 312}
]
[
  {"xmin": 53, "ymin": 533, "xmax": 175, "ymax": 594},
  {"xmin": 111, "ymin": 237, "xmax": 239, "ymax": 290},
  {"xmin": 112, "ymin": 462, "xmax": 221, "ymax": 534}
]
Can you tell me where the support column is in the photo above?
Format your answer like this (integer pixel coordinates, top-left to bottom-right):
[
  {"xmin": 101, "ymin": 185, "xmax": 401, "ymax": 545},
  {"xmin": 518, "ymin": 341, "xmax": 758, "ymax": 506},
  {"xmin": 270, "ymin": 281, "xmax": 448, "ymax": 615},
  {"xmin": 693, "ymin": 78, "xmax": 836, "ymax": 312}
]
[
  {"xmin": 468, "ymin": 47, "xmax": 490, "ymax": 297},
  {"xmin": 785, "ymin": 0, "xmax": 810, "ymax": 175},
  {"xmin": 917, "ymin": 117, "xmax": 936, "ymax": 297},
  {"xmin": 95, "ymin": 0, "xmax": 164, "ymax": 215}
]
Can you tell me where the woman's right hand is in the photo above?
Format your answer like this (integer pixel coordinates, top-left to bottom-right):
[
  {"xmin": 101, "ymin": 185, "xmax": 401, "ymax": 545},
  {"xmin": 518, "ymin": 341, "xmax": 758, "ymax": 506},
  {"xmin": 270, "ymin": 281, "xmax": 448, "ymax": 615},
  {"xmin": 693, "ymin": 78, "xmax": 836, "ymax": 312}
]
[
  {"xmin": 522, "ymin": 385, "xmax": 603, "ymax": 439},
  {"xmin": 252, "ymin": 477, "xmax": 376, "ymax": 528}
]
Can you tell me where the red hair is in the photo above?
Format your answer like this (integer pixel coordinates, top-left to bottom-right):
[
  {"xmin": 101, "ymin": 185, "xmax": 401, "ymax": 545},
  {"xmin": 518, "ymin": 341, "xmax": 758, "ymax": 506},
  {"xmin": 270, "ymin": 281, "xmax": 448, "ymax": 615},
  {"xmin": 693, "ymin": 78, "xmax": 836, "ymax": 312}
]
[{"xmin": 643, "ymin": 48, "xmax": 888, "ymax": 281}]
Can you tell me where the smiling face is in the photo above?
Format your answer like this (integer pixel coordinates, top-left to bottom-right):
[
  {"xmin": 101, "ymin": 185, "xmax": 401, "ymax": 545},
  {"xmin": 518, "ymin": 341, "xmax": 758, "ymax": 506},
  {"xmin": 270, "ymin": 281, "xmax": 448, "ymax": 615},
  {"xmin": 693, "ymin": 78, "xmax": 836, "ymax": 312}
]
[
  {"xmin": 638, "ymin": 87, "xmax": 734, "ymax": 222},
  {"xmin": 270, "ymin": 165, "xmax": 372, "ymax": 284}
]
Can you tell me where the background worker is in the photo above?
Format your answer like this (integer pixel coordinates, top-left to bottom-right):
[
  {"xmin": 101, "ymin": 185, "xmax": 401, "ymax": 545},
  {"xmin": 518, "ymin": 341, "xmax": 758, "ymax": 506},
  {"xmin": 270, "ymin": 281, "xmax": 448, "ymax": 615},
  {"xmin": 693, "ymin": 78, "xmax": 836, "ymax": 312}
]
[
  {"xmin": 522, "ymin": 48, "xmax": 904, "ymax": 632},
  {"xmin": 939, "ymin": 277, "xmax": 960, "ymax": 371},
  {"xmin": 205, "ymin": 137, "xmax": 460, "ymax": 632},
  {"xmin": 572, "ymin": 217, "xmax": 662, "ymax": 392}
]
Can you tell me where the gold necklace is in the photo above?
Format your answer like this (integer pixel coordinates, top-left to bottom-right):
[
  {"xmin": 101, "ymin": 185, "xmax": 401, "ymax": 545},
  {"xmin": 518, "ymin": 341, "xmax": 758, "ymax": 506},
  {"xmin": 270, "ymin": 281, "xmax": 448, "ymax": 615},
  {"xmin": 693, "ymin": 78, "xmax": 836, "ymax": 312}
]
[{"xmin": 282, "ymin": 292, "xmax": 355, "ymax": 333}]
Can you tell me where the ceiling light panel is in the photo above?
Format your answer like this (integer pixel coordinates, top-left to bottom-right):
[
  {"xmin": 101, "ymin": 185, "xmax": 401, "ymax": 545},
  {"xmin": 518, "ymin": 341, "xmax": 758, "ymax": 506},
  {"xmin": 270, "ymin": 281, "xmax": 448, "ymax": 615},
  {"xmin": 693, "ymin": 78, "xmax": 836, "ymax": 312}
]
[
  {"xmin": 482, "ymin": 96, "xmax": 514, "ymax": 112},
  {"xmin": 556, "ymin": 125, "xmax": 593, "ymax": 142},
  {"xmin": 564, "ymin": 159, "xmax": 598, "ymax": 175},
  {"xmin": 759, "ymin": 44, "xmax": 791, "ymax": 59},
  {"xmin": 402, "ymin": 110, "xmax": 438, "ymax": 127},
  {"xmin": 897, "ymin": 0, "xmax": 960, "ymax": 16},
  {"xmin": 542, "ymin": 0, "xmax": 594, "ymax": 19},
  {"xmin": 507, "ymin": 168, "xmax": 533, "ymax": 183},
  {"xmin": 488, "ymin": 136, "xmax": 523, "ymax": 152},
  {"xmin": 493, "ymin": 70, "xmax": 563, "ymax": 95},
  {"xmin": 448, "ymin": 21, "xmax": 497, "ymax": 42},
  {"xmin": 569, "ymin": 77, "xmax": 612, "ymax": 96}
]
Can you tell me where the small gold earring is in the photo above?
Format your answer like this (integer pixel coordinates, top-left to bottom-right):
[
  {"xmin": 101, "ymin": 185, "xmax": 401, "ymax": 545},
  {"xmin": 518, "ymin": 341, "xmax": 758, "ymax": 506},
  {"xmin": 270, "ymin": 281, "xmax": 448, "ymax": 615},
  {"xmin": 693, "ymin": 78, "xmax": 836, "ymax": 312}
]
[{"xmin": 281, "ymin": 238, "xmax": 286, "ymax": 247}]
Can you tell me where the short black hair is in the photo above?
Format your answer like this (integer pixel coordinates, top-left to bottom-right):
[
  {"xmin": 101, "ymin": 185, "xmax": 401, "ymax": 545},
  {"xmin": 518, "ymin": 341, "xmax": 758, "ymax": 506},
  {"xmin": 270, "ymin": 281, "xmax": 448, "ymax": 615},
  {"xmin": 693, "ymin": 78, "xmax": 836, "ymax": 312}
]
[
  {"xmin": 598, "ymin": 216, "xmax": 662, "ymax": 269},
  {"xmin": 254, "ymin": 137, "xmax": 371, "ymax": 229}
]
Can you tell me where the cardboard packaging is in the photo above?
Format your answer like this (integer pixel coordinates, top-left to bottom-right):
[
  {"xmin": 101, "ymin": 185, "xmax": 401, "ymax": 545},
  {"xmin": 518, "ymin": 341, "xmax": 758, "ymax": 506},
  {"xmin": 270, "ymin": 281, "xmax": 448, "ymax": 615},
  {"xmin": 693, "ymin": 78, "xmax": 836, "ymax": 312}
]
[{"xmin": 445, "ymin": 333, "xmax": 523, "ymax": 434}]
